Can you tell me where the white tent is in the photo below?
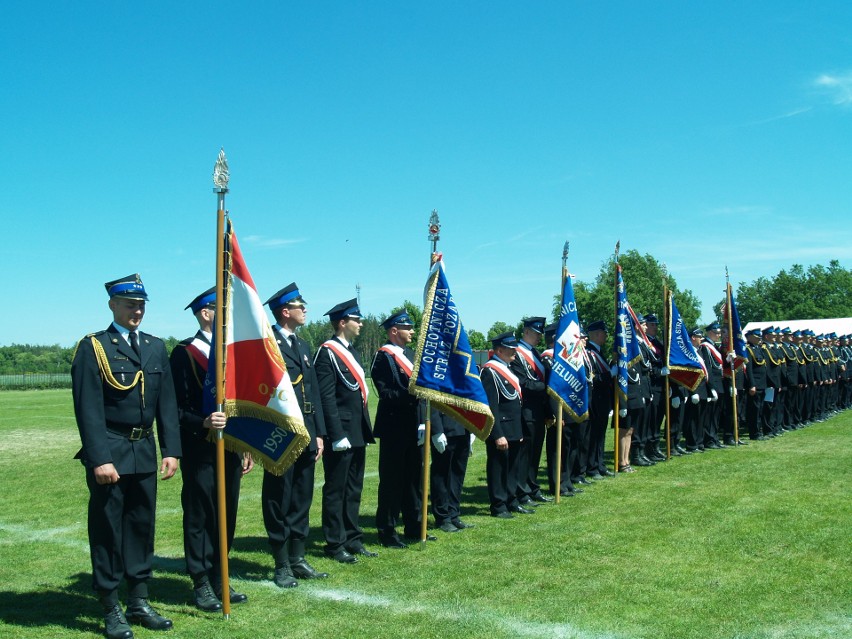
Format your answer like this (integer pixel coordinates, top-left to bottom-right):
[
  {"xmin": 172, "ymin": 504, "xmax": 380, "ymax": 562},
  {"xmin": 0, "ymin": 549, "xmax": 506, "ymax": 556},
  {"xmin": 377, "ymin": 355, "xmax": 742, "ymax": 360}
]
[{"xmin": 742, "ymin": 318, "xmax": 852, "ymax": 336}]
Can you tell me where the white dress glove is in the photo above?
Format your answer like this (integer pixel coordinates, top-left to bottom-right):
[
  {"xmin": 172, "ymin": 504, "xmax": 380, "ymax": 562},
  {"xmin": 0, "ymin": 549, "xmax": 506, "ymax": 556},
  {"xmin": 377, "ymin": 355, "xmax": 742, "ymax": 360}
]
[
  {"xmin": 432, "ymin": 432, "xmax": 448, "ymax": 453},
  {"xmin": 711, "ymin": 389, "xmax": 718, "ymax": 401},
  {"xmin": 661, "ymin": 367, "xmax": 670, "ymax": 375},
  {"xmin": 671, "ymin": 396, "xmax": 681, "ymax": 409},
  {"xmin": 332, "ymin": 437, "xmax": 352, "ymax": 452},
  {"xmin": 618, "ymin": 408, "xmax": 628, "ymax": 418},
  {"xmin": 417, "ymin": 424, "xmax": 426, "ymax": 446},
  {"xmin": 691, "ymin": 394, "xmax": 700, "ymax": 405}
]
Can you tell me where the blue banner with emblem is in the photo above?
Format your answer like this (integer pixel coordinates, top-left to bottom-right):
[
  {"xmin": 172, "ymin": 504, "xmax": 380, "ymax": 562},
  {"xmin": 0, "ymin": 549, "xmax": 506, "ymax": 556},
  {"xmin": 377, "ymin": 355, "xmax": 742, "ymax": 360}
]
[
  {"xmin": 666, "ymin": 292, "xmax": 706, "ymax": 392},
  {"xmin": 408, "ymin": 257, "xmax": 494, "ymax": 441},
  {"xmin": 614, "ymin": 264, "xmax": 643, "ymax": 402},
  {"xmin": 547, "ymin": 274, "xmax": 589, "ymax": 422},
  {"xmin": 724, "ymin": 285, "xmax": 749, "ymax": 376}
]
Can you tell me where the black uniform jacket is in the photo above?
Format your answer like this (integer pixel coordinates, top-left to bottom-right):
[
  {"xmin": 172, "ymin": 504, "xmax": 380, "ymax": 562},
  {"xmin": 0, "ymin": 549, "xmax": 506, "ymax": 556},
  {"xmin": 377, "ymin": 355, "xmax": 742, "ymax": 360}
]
[
  {"xmin": 72, "ymin": 324, "xmax": 181, "ymax": 474},
  {"xmin": 314, "ymin": 336, "xmax": 374, "ymax": 447},
  {"xmin": 371, "ymin": 343, "xmax": 425, "ymax": 443},
  {"xmin": 481, "ymin": 359, "xmax": 523, "ymax": 442},
  {"xmin": 273, "ymin": 326, "xmax": 326, "ymax": 450}
]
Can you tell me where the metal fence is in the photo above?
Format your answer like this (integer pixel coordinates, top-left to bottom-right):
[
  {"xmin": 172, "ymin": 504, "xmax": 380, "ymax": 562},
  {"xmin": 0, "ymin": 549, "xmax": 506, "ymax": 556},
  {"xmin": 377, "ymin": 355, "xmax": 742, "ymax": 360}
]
[{"xmin": 0, "ymin": 374, "xmax": 72, "ymax": 390}]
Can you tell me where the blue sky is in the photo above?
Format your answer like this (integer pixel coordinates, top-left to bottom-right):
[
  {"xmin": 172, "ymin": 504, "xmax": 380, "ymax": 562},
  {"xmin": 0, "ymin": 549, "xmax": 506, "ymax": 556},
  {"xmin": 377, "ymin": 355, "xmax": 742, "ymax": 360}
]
[{"xmin": 2, "ymin": 2, "xmax": 851, "ymax": 346}]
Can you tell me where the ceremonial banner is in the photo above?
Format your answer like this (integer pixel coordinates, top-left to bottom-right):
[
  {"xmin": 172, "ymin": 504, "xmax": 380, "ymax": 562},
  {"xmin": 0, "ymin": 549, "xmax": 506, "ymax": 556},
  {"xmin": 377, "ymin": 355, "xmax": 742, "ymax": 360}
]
[
  {"xmin": 722, "ymin": 285, "xmax": 748, "ymax": 377},
  {"xmin": 614, "ymin": 264, "xmax": 643, "ymax": 402},
  {"xmin": 666, "ymin": 292, "xmax": 706, "ymax": 391},
  {"xmin": 409, "ymin": 257, "xmax": 494, "ymax": 440},
  {"xmin": 204, "ymin": 222, "xmax": 310, "ymax": 475},
  {"xmin": 547, "ymin": 273, "xmax": 589, "ymax": 422}
]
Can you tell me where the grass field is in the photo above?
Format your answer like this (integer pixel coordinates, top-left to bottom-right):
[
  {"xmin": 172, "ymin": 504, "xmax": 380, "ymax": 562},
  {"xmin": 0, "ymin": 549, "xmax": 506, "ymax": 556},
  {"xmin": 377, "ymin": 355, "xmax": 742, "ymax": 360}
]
[{"xmin": 0, "ymin": 389, "xmax": 850, "ymax": 639}]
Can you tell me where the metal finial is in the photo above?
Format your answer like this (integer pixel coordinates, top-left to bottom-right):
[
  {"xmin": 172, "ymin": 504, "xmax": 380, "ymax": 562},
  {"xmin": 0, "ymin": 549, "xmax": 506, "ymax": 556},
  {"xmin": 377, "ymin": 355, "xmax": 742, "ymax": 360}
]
[
  {"xmin": 614, "ymin": 240, "xmax": 620, "ymax": 262},
  {"xmin": 562, "ymin": 241, "xmax": 569, "ymax": 259},
  {"xmin": 428, "ymin": 209, "xmax": 440, "ymax": 241},
  {"xmin": 213, "ymin": 148, "xmax": 230, "ymax": 191},
  {"xmin": 662, "ymin": 262, "xmax": 668, "ymax": 277}
]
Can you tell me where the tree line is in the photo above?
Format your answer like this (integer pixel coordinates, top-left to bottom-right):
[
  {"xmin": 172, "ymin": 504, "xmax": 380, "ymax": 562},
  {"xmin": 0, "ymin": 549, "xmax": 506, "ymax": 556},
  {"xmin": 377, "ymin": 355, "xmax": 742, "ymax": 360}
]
[{"xmin": 4, "ymin": 259, "xmax": 851, "ymax": 375}]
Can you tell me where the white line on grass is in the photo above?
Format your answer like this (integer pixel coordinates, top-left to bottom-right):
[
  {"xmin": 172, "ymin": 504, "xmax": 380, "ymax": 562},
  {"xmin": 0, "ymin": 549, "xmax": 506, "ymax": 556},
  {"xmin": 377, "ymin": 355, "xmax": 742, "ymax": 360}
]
[
  {"xmin": 0, "ymin": 521, "xmax": 88, "ymax": 552},
  {"xmin": 259, "ymin": 582, "xmax": 622, "ymax": 639}
]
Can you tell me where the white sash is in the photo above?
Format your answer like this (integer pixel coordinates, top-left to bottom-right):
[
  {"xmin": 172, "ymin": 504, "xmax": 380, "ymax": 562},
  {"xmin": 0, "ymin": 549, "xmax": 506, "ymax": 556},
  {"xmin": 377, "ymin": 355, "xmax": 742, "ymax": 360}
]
[
  {"xmin": 482, "ymin": 359, "xmax": 522, "ymax": 399},
  {"xmin": 516, "ymin": 343, "xmax": 545, "ymax": 380},
  {"xmin": 379, "ymin": 343, "xmax": 414, "ymax": 377}
]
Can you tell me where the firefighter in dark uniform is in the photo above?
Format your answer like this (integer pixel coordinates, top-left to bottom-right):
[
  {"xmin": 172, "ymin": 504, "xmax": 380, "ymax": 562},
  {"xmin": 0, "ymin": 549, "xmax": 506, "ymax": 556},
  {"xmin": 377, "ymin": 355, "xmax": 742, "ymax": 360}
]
[
  {"xmin": 430, "ymin": 409, "xmax": 473, "ymax": 532},
  {"xmin": 720, "ymin": 326, "xmax": 747, "ymax": 446},
  {"xmin": 761, "ymin": 327, "xmax": 784, "ymax": 437},
  {"xmin": 585, "ymin": 321, "xmax": 615, "ymax": 476},
  {"xmin": 510, "ymin": 317, "xmax": 555, "ymax": 504},
  {"xmin": 71, "ymin": 274, "xmax": 181, "ymax": 639},
  {"xmin": 698, "ymin": 322, "xmax": 725, "ymax": 448},
  {"xmin": 481, "ymin": 332, "xmax": 527, "ymax": 517},
  {"xmin": 371, "ymin": 310, "xmax": 432, "ymax": 547},
  {"xmin": 744, "ymin": 328, "xmax": 768, "ymax": 440},
  {"xmin": 171, "ymin": 288, "xmax": 251, "ymax": 611},
  {"xmin": 262, "ymin": 283, "xmax": 329, "ymax": 587},
  {"xmin": 315, "ymin": 299, "xmax": 377, "ymax": 563}
]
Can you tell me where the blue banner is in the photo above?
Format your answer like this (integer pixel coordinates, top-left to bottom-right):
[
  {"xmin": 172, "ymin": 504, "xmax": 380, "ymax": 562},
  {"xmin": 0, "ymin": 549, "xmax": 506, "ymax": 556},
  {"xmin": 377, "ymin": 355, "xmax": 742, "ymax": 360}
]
[
  {"xmin": 408, "ymin": 258, "xmax": 494, "ymax": 440},
  {"xmin": 614, "ymin": 264, "xmax": 643, "ymax": 402},
  {"xmin": 547, "ymin": 274, "xmax": 589, "ymax": 422},
  {"xmin": 666, "ymin": 293, "xmax": 706, "ymax": 391},
  {"xmin": 726, "ymin": 287, "xmax": 749, "ymax": 374}
]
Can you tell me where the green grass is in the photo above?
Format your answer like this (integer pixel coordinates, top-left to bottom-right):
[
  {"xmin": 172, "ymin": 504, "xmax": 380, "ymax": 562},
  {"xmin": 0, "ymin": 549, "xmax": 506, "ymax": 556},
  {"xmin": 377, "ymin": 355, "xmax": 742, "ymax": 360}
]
[{"xmin": 0, "ymin": 389, "xmax": 850, "ymax": 639}]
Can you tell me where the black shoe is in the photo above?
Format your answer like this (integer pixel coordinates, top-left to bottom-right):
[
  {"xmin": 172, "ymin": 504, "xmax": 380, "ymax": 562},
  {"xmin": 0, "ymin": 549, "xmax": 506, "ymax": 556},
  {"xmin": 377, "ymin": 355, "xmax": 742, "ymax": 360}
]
[
  {"xmin": 509, "ymin": 505, "xmax": 535, "ymax": 514},
  {"xmin": 451, "ymin": 519, "xmax": 475, "ymax": 529},
  {"xmin": 438, "ymin": 522, "xmax": 460, "ymax": 533},
  {"xmin": 599, "ymin": 469, "xmax": 615, "ymax": 477},
  {"xmin": 518, "ymin": 496, "xmax": 538, "ymax": 506},
  {"xmin": 193, "ymin": 581, "xmax": 222, "ymax": 612},
  {"xmin": 570, "ymin": 486, "xmax": 585, "ymax": 494},
  {"xmin": 492, "ymin": 511, "xmax": 514, "ymax": 519},
  {"xmin": 675, "ymin": 444, "xmax": 689, "ymax": 454},
  {"xmin": 707, "ymin": 443, "xmax": 722, "ymax": 449},
  {"xmin": 125, "ymin": 599, "xmax": 172, "ymax": 631},
  {"xmin": 291, "ymin": 559, "xmax": 329, "ymax": 579},
  {"xmin": 531, "ymin": 492, "xmax": 554, "ymax": 502},
  {"xmin": 575, "ymin": 477, "xmax": 593, "ymax": 486},
  {"xmin": 103, "ymin": 604, "xmax": 133, "ymax": 639},
  {"xmin": 379, "ymin": 536, "xmax": 409, "ymax": 549},
  {"xmin": 325, "ymin": 548, "xmax": 358, "ymax": 564},
  {"xmin": 736, "ymin": 439, "xmax": 748, "ymax": 446},
  {"xmin": 273, "ymin": 564, "xmax": 299, "ymax": 588},
  {"xmin": 216, "ymin": 584, "xmax": 248, "ymax": 604},
  {"xmin": 723, "ymin": 439, "xmax": 736, "ymax": 446},
  {"xmin": 586, "ymin": 473, "xmax": 604, "ymax": 480},
  {"xmin": 347, "ymin": 544, "xmax": 379, "ymax": 557},
  {"xmin": 641, "ymin": 453, "xmax": 657, "ymax": 465},
  {"xmin": 632, "ymin": 456, "xmax": 651, "ymax": 467},
  {"xmin": 559, "ymin": 490, "xmax": 575, "ymax": 497}
]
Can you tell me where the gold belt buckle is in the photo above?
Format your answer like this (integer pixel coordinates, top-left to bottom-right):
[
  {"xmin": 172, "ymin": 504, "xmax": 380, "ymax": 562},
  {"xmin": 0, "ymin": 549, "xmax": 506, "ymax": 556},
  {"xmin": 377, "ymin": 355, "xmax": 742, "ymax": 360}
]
[
  {"xmin": 129, "ymin": 427, "xmax": 143, "ymax": 441},
  {"xmin": 303, "ymin": 401, "xmax": 313, "ymax": 414}
]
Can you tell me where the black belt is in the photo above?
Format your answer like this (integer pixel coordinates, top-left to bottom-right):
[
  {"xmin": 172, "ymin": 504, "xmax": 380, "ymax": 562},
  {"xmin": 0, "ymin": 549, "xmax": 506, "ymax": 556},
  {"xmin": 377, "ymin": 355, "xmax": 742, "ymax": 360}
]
[{"xmin": 107, "ymin": 424, "xmax": 154, "ymax": 441}]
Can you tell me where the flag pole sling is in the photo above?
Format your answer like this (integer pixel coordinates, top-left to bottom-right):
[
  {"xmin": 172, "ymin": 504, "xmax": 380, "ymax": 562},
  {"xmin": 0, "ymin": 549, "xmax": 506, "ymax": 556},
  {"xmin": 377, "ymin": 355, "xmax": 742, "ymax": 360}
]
[{"xmin": 213, "ymin": 151, "xmax": 231, "ymax": 618}]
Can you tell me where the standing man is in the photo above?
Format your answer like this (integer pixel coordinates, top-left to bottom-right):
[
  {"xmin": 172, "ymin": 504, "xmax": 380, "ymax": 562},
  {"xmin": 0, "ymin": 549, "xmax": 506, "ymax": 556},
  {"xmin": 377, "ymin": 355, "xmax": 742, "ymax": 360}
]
[
  {"xmin": 744, "ymin": 328, "xmax": 768, "ymax": 441},
  {"xmin": 511, "ymin": 317, "xmax": 554, "ymax": 505},
  {"xmin": 683, "ymin": 329, "xmax": 709, "ymax": 453},
  {"xmin": 585, "ymin": 321, "xmax": 615, "ymax": 478},
  {"xmin": 698, "ymin": 322, "xmax": 725, "ymax": 449},
  {"xmin": 642, "ymin": 314, "xmax": 668, "ymax": 461},
  {"xmin": 171, "ymin": 287, "xmax": 251, "ymax": 611},
  {"xmin": 262, "ymin": 283, "xmax": 328, "ymax": 588},
  {"xmin": 481, "ymin": 332, "xmax": 527, "ymax": 518},
  {"xmin": 71, "ymin": 274, "xmax": 181, "ymax": 639},
  {"xmin": 315, "ymin": 298, "xmax": 377, "ymax": 563},
  {"xmin": 430, "ymin": 411, "xmax": 473, "ymax": 532},
  {"xmin": 371, "ymin": 310, "xmax": 431, "ymax": 547}
]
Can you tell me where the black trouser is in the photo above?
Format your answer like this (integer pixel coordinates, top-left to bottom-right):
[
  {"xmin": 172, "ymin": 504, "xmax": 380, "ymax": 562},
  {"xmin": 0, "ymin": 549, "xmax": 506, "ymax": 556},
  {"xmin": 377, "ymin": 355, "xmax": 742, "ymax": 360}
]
[
  {"xmin": 587, "ymin": 406, "xmax": 609, "ymax": 474},
  {"xmin": 703, "ymin": 394, "xmax": 721, "ymax": 446},
  {"xmin": 517, "ymin": 417, "xmax": 545, "ymax": 500},
  {"xmin": 684, "ymin": 399, "xmax": 703, "ymax": 450},
  {"xmin": 375, "ymin": 436, "xmax": 422, "ymax": 537},
  {"xmin": 262, "ymin": 447, "xmax": 316, "ymax": 562},
  {"xmin": 746, "ymin": 389, "xmax": 765, "ymax": 439},
  {"xmin": 486, "ymin": 439, "xmax": 522, "ymax": 515},
  {"xmin": 87, "ymin": 469, "xmax": 156, "ymax": 597},
  {"xmin": 321, "ymin": 446, "xmax": 366, "ymax": 553},
  {"xmin": 182, "ymin": 447, "xmax": 242, "ymax": 580},
  {"xmin": 431, "ymin": 434, "xmax": 470, "ymax": 526}
]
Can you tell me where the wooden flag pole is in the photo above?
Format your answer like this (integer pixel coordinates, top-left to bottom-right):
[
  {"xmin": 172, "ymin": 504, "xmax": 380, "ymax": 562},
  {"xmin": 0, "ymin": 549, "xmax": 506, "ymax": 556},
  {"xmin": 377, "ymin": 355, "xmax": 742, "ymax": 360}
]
[
  {"xmin": 554, "ymin": 241, "xmax": 569, "ymax": 504},
  {"xmin": 419, "ymin": 210, "xmax": 441, "ymax": 546},
  {"xmin": 726, "ymin": 269, "xmax": 740, "ymax": 444},
  {"xmin": 663, "ymin": 266, "xmax": 672, "ymax": 459},
  {"xmin": 612, "ymin": 241, "xmax": 620, "ymax": 473},
  {"xmin": 212, "ymin": 149, "xmax": 231, "ymax": 618}
]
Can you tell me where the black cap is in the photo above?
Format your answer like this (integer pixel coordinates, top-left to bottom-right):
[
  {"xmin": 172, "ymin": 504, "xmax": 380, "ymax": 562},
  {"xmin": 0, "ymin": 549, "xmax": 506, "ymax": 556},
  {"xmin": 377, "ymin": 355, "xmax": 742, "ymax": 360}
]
[
  {"xmin": 325, "ymin": 298, "xmax": 362, "ymax": 323},
  {"xmin": 644, "ymin": 313, "xmax": 659, "ymax": 324},
  {"xmin": 265, "ymin": 282, "xmax": 305, "ymax": 311},
  {"xmin": 544, "ymin": 322, "xmax": 558, "ymax": 341},
  {"xmin": 104, "ymin": 273, "xmax": 148, "ymax": 300},
  {"xmin": 381, "ymin": 310, "xmax": 414, "ymax": 330},
  {"xmin": 185, "ymin": 287, "xmax": 215, "ymax": 313},
  {"xmin": 491, "ymin": 331, "xmax": 519, "ymax": 350},
  {"xmin": 523, "ymin": 317, "xmax": 546, "ymax": 334},
  {"xmin": 586, "ymin": 320, "xmax": 608, "ymax": 334}
]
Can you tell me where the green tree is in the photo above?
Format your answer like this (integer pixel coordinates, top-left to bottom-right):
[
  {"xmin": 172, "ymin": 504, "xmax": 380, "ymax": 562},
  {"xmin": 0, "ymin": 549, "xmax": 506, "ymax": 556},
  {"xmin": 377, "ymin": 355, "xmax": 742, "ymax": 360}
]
[{"xmin": 467, "ymin": 329, "xmax": 487, "ymax": 351}]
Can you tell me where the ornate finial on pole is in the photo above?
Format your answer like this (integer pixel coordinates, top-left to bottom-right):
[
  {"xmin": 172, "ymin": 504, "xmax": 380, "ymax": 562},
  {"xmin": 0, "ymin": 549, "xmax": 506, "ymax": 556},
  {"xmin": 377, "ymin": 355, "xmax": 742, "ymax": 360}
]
[
  {"xmin": 562, "ymin": 240, "xmax": 569, "ymax": 264},
  {"xmin": 213, "ymin": 148, "xmax": 230, "ymax": 193},
  {"xmin": 356, "ymin": 282, "xmax": 361, "ymax": 306},
  {"xmin": 428, "ymin": 209, "xmax": 441, "ymax": 253},
  {"xmin": 725, "ymin": 265, "xmax": 730, "ymax": 283},
  {"xmin": 614, "ymin": 240, "xmax": 620, "ymax": 263}
]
